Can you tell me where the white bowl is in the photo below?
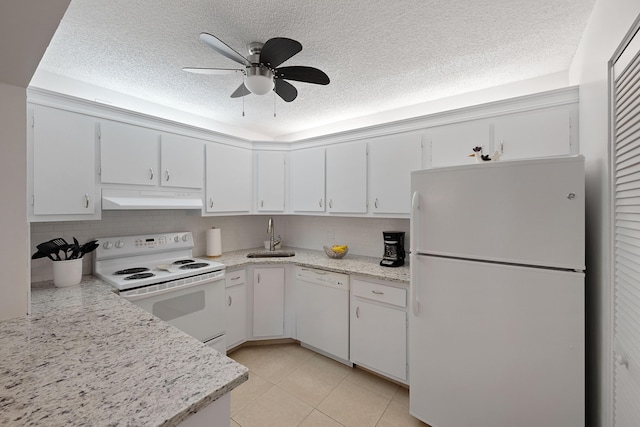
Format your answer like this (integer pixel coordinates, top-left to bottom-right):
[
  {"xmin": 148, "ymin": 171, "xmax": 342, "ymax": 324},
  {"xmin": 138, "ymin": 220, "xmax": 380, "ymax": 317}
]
[{"xmin": 323, "ymin": 245, "xmax": 349, "ymax": 259}]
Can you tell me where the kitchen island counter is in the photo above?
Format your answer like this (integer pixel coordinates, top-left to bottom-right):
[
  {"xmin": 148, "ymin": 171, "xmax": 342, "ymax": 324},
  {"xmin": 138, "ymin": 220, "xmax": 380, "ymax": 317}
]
[
  {"xmin": 0, "ymin": 277, "xmax": 248, "ymax": 427},
  {"xmin": 206, "ymin": 247, "xmax": 410, "ymax": 284}
]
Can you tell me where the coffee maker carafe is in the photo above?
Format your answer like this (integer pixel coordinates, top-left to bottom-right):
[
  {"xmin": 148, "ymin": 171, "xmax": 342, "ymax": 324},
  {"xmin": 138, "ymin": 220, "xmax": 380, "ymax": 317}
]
[{"xmin": 380, "ymin": 231, "xmax": 405, "ymax": 267}]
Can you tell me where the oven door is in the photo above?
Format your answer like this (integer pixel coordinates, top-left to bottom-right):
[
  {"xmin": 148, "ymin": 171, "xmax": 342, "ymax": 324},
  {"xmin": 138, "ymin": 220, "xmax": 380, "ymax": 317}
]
[{"xmin": 121, "ymin": 275, "xmax": 225, "ymax": 343}]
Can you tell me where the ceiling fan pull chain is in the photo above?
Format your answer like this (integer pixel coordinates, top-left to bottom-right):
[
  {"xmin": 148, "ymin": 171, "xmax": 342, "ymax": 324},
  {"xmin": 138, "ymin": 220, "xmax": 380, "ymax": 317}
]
[
  {"xmin": 274, "ymin": 90, "xmax": 277, "ymax": 117},
  {"xmin": 242, "ymin": 76, "xmax": 246, "ymax": 117}
]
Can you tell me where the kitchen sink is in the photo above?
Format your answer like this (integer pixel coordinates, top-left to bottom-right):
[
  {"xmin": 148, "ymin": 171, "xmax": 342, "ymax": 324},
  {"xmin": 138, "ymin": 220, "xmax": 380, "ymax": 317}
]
[{"xmin": 246, "ymin": 251, "xmax": 296, "ymax": 258}]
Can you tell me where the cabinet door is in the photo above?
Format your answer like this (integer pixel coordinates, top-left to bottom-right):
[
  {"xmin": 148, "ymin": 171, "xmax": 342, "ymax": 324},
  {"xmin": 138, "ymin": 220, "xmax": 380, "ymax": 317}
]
[
  {"xmin": 326, "ymin": 141, "xmax": 367, "ymax": 213},
  {"xmin": 205, "ymin": 143, "xmax": 252, "ymax": 213},
  {"xmin": 429, "ymin": 120, "xmax": 491, "ymax": 168},
  {"xmin": 494, "ymin": 107, "xmax": 572, "ymax": 160},
  {"xmin": 290, "ymin": 147, "xmax": 325, "ymax": 212},
  {"xmin": 351, "ymin": 299, "xmax": 407, "ymax": 381},
  {"xmin": 257, "ymin": 151, "xmax": 285, "ymax": 211},
  {"xmin": 100, "ymin": 120, "xmax": 159, "ymax": 185},
  {"xmin": 253, "ymin": 267, "xmax": 285, "ymax": 337},
  {"xmin": 160, "ymin": 133, "xmax": 204, "ymax": 189},
  {"xmin": 369, "ymin": 133, "xmax": 422, "ymax": 214},
  {"xmin": 32, "ymin": 105, "xmax": 97, "ymax": 216},
  {"xmin": 226, "ymin": 280, "xmax": 247, "ymax": 349}
]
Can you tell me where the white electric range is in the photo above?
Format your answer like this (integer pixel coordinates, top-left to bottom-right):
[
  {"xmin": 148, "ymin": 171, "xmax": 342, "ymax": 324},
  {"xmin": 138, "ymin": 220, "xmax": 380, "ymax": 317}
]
[{"xmin": 94, "ymin": 232, "xmax": 227, "ymax": 352}]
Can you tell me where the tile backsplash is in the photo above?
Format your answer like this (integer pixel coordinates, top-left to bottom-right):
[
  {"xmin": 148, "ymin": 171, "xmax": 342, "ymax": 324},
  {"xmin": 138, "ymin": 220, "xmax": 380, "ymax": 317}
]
[{"xmin": 30, "ymin": 211, "xmax": 409, "ymax": 283}]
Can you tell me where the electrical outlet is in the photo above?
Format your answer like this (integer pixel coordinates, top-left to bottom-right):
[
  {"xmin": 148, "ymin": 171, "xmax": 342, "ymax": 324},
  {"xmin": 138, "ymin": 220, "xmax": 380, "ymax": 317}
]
[{"xmin": 326, "ymin": 229, "xmax": 335, "ymax": 239}]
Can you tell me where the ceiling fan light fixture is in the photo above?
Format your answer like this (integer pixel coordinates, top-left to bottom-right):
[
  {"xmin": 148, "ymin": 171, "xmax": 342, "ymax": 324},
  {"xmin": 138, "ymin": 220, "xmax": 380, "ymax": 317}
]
[{"xmin": 245, "ymin": 66, "xmax": 274, "ymax": 95}]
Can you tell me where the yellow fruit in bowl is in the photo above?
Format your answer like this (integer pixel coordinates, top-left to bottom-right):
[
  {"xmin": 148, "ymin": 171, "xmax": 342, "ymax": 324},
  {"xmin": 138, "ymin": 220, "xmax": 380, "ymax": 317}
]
[{"xmin": 332, "ymin": 244, "xmax": 347, "ymax": 253}]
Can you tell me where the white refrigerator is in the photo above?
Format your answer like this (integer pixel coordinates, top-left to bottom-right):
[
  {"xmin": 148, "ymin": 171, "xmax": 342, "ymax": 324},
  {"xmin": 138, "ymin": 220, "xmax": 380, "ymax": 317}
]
[{"xmin": 409, "ymin": 156, "xmax": 585, "ymax": 427}]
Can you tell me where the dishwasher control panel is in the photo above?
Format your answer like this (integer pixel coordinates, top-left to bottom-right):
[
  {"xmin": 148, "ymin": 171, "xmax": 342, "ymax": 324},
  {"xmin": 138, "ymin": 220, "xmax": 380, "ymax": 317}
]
[{"xmin": 296, "ymin": 267, "xmax": 349, "ymax": 290}]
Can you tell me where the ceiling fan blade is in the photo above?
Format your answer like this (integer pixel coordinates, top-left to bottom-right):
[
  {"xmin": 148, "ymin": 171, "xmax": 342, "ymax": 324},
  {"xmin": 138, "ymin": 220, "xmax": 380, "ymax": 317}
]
[
  {"xmin": 230, "ymin": 82, "xmax": 251, "ymax": 98},
  {"xmin": 275, "ymin": 66, "xmax": 330, "ymax": 85},
  {"xmin": 260, "ymin": 38, "xmax": 302, "ymax": 68},
  {"xmin": 199, "ymin": 32, "xmax": 250, "ymax": 66},
  {"xmin": 183, "ymin": 67, "xmax": 244, "ymax": 75},
  {"xmin": 274, "ymin": 79, "xmax": 298, "ymax": 102}
]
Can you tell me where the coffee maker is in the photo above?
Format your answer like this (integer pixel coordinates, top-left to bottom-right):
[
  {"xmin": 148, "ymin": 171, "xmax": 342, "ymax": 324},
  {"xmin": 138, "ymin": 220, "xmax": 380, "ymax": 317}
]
[{"xmin": 380, "ymin": 231, "xmax": 405, "ymax": 267}]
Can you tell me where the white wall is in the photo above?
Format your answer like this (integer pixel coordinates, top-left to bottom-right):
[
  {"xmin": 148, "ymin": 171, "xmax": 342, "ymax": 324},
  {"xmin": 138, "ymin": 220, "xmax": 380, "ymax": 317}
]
[
  {"xmin": 569, "ymin": 1, "xmax": 640, "ymax": 426},
  {"xmin": 30, "ymin": 212, "xmax": 408, "ymax": 282},
  {"xmin": 0, "ymin": 83, "xmax": 29, "ymax": 320}
]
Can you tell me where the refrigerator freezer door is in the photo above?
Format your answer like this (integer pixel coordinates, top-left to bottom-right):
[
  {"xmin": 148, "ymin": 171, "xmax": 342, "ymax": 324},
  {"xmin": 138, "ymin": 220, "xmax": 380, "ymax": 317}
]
[
  {"xmin": 411, "ymin": 156, "xmax": 585, "ymax": 270},
  {"xmin": 409, "ymin": 256, "xmax": 585, "ymax": 427}
]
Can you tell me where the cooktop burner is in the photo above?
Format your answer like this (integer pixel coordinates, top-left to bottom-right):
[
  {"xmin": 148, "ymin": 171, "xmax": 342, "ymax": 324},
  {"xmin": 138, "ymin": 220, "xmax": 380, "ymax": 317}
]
[
  {"xmin": 172, "ymin": 259, "xmax": 195, "ymax": 265},
  {"xmin": 115, "ymin": 267, "xmax": 150, "ymax": 275},
  {"xmin": 124, "ymin": 272, "xmax": 156, "ymax": 280},
  {"xmin": 179, "ymin": 262, "xmax": 209, "ymax": 270}
]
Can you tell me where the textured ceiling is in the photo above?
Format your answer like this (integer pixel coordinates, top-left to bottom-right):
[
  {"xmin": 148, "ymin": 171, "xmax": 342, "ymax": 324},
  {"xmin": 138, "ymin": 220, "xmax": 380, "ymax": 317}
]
[{"xmin": 34, "ymin": 0, "xmax": 596, "ymax": 140}]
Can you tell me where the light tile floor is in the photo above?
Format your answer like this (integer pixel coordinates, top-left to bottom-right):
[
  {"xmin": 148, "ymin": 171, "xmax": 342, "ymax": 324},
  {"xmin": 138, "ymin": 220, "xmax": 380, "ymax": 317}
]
[{"xmin": 228, "ymin": 343, "xmax": 429, "ymax": 427}]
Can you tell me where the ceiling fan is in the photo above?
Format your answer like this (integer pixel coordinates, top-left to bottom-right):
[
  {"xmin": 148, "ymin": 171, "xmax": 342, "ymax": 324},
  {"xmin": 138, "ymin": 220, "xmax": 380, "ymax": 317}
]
[{"xmin": 183, "ymin": 33, "xmax": 330, "ymax": 102}]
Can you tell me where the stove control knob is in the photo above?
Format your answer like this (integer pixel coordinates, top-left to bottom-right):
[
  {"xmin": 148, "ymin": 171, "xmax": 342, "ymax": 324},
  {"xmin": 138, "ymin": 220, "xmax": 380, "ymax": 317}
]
[
  {"xmin": 115, "ymin": 240, "xmax": 125, "ymax": 249},
  {"xmin": 182, "ymin": 234, "xmax": 189, "ymax": 242},
  {"xmin": 174, "ymin": 235, "xmax": 180, "ymax": 243},
  {"xmin": 103, "ymin": 241, "xmax": 113, "ymax": 249}
]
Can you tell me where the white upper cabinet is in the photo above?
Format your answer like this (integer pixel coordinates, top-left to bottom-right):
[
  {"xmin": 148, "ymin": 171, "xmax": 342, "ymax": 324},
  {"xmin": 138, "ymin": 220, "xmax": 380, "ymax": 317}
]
[
  {"xmin": 428, "ymin": 119, "xmax": 491, "ymax": 168},
  {"xmin": 290, "ymin": 147, "xmax": 325, "ymax": 212},
  {"xmin": 256, "ymin": 151, "xmax": 286, "ymax": 212},
  {"xmin": 205, "ymin": 143, "xmax": 252, "ymax": 213},
  {"xmin": 326, "ymin": 141, "xmax": 367, "ymax": 213},
  {"xmin": 493, "ymin": 107, "xmax": 572, "ymax": 160},
  {"xmin": 368, "ymin": 133, "xmax": 423, "ymax": 214},
  {"xmin": 160, "ymin": 133, "xmax": 204, "ymax": 189},
  {"xmin": 100, "ymin": 120, "xmax": 159, "ymax": 186},
  {"xmin": 31, "ymin": 105, "xmax": 98, "ymax": 218}
]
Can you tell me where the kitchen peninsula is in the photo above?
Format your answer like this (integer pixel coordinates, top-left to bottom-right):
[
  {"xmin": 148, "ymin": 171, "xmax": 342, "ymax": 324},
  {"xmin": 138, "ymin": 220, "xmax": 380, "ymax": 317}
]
[{"xmin": 0, "ymin": 278, "xmax": 248, "ymax": 427}]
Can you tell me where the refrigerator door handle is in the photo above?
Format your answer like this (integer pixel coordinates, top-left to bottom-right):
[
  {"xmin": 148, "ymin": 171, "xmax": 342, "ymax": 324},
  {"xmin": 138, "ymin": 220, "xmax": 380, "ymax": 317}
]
[{"xmin": 410, "ymin": 191, "xmax": 420, "ymax": 316}]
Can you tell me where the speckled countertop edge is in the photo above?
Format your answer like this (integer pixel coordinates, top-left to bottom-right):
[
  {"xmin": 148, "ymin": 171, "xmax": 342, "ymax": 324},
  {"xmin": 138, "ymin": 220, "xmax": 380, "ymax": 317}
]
[
  {"xmin": 1, "ymin": 277, "xmax": 248, "ymax": 427},
  {"xmin": 203, "ymin": 247, "xmax": 410, "ymax": 284}
]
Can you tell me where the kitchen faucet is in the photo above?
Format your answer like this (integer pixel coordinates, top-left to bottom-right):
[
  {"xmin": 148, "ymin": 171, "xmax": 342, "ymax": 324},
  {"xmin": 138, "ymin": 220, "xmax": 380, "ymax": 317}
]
[{"xmin": 267, "ymin": 217, "xmax": 281, "ymax": 251}]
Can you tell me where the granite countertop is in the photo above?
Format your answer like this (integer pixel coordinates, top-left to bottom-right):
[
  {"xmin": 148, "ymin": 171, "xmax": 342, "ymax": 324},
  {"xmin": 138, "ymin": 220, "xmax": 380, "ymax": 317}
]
[
  {"xmin": 0, "ymin": 277, "xmax": 248, "ymax": 427},
  {"xmin": 205, "ymin": 247, "xmax": 410, "ymax": 284}
]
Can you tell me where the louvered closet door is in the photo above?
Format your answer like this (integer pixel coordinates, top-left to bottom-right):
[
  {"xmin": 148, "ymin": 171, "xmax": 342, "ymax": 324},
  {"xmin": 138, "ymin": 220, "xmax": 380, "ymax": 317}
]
[{"xmin": 612, "ymin": 18, "xmax": 640, "ymax": 427}]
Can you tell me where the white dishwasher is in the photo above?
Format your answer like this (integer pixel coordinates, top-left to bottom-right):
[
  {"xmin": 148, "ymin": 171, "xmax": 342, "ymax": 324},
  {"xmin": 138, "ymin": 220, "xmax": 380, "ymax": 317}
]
[{"xmin": 294, "ymin": 266, "xmax": 350, "ymax": 364}]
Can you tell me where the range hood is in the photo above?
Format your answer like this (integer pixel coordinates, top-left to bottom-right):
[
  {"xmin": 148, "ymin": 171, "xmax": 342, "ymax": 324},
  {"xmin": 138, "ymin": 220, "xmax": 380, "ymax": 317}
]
[{"xmin": 102, "ymin": 189, "xmax": 203, "ymax": 210}]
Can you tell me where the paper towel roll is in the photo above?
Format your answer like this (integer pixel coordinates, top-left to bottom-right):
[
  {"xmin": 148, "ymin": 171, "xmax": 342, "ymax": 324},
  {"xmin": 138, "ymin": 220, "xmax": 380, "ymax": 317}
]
[{"xmin": 206, "ymin": 228, "xmax": 222, "ymax": 257}]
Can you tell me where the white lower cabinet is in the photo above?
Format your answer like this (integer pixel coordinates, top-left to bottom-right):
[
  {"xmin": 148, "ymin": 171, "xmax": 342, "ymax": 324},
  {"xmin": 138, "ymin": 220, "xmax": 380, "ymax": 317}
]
[
  {"xmin": 350, "ymin": 277, "xmax": 408, "ymax": 383},
  {"xmin": 225, "ymin": 269, "xmax": 247, "ymax": 350},
  {"xmin": 252, "ymin": 267, "xmax": 285, "ymax": 337}
]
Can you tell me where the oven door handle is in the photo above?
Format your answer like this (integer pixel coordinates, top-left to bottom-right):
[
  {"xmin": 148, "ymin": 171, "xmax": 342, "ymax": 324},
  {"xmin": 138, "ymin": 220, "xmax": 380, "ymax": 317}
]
[{"xmin": 121, "ymin": 273, "xmax": 225, "ymax": 301}]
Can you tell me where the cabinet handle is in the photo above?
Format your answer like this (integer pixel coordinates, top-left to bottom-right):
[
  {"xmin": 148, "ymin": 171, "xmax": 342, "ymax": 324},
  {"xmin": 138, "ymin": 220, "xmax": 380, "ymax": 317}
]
[
  {"xmin": 329, "ymin": 199, "xmax": 333, "ymax": 209},
  {"xmin": 228, "ymin": 295, "xmax": 232, "ymax": 307},
  {"xmin": 257, "ymin": 274, "xmax": 261, "ymax": 283},
  {"xmin": 84, "ymin": 194, "xmax": 90, "ymax": 209},
  {"xmin": 319, "ymin": 198, "xmax": 323, "ymax": 208},
  {"xmin": 371, "ymin": 290, "xmax": 384, "ymax": 295},
  {"xmin": 149, "ymin": 168, "xmax": 154, "ymax": 180},
  {"xmin": 165, "ymin": 170, "xmax": 170, "ymax": 182},
  {"xmin": 356, "ymin": 306, "xmax": 360, "ymax": 318},
  {"xmin": 500, "ymin": 140, "xmax": 504, "ymax": 154},
  {"xmin": 231, "ymin": 276, "xmax": 241, "ymax": 281},
  {"xmin": 209, "ymin": 198, "xmax": 214, "ymax": 208},
  {"xmin": 616, "ymin": 354, "xmax": 629, "ymax": 368},
  {"xmin": 374, "ymin": 198, "xmax": 379, "ymax": 209},
  {"xmin": 261, "ymin": 200, "xmax": 264, "ymax": 208}
]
